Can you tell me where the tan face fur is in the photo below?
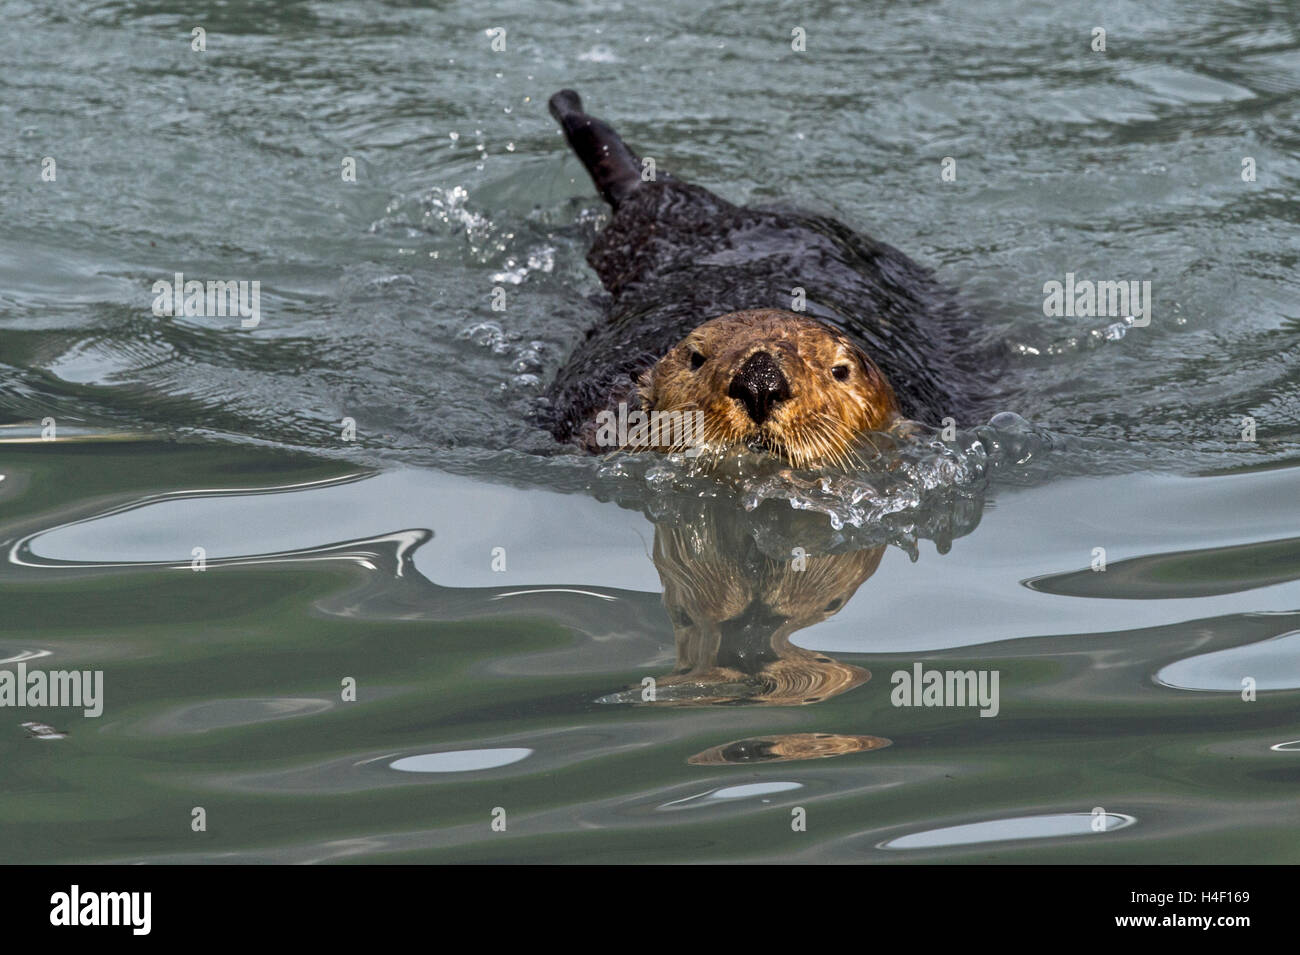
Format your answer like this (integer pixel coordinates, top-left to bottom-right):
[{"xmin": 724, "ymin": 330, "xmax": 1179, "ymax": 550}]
[{"xmin": 638, "ymin": 309, "xmax": 899, "ymax": 468}]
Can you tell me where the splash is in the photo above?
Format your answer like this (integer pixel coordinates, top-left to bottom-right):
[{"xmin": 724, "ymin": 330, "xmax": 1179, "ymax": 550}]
[{"xmin": 588, "ymin": 412, "xmax": 1060, "ymax": 551}]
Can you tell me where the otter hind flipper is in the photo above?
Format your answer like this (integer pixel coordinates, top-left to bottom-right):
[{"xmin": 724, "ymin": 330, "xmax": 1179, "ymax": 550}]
[{"xmin": 549, "ymin": 89, "xmax": 644, "ymax": 209}]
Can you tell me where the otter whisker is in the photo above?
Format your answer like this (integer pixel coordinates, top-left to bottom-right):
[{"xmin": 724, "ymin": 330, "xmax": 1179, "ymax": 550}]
[
  {"xmin": 805, "ymin": 422, "xmax": 838, "ymax": 470},
  {"xmin": 811, "ymin": 411, "xmax": 873, "ymax": 470}
]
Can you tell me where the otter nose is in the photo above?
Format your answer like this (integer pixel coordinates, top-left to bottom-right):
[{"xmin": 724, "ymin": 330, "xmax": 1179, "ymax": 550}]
[{"xmin": 728, "ymin": 351, "xmax": 791, "ymax": 425}]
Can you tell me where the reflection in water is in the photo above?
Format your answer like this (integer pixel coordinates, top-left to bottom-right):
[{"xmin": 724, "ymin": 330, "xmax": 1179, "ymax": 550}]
[
  {"xmin": 1025, "ymin": 536, "xmax": 1300, "ymax": 599},
  {"xmin": 593, "ymin": 491, "xmax": 986, "ymax": 762},
  {"xmin": 658, "ymin": 781, "xmax": 803, "ymax": 810},
  {"xmin": 688, "ymin": 733, "xmax": 891, "ymax": 765},
  {"xmin": 1155, "ymin": 630, "xmax": 1300, "ymax": 692},
  {"xmin": 21, "ymin": 721, "xmax": 67, "ymax": 740},
  {"xmin": 599, "ymin": 502, "xmax": 887, "ymax": 707},
  {"xmin": 5, "ymin": 471, "xmax": 407, "ymax": 571},
  {"xmin": 3, "ymin": 456, "xmax": 990, "ymax": 770},
  {"xmin": 389, "ymin": 748, "xmax": 533, "ymax": 773},
  {"xmin": 0, "ymin": 649, "xmax": 51, "ymax": 665},
  {"xmin": 6, "ymin": 441, "xmax": 1300, "ymax": 860},
  {"xmin": 880, "ymin": 812, "xmax": 1136, "ymax": 850}
]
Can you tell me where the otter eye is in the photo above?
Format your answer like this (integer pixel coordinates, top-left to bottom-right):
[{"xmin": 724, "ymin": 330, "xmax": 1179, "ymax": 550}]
[
  {"xmin": 831, "ymin": 364, "xmax": 850, "ymax": 381},
  {"xmin": 689, "ymin": 350, "xmax": 707, "ymax": 370}
]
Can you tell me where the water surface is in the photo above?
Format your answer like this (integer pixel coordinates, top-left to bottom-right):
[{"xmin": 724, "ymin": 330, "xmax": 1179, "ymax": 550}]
[{"xmin": 2, "ymin": 0, "xmax": 1299, "ymax": 863}]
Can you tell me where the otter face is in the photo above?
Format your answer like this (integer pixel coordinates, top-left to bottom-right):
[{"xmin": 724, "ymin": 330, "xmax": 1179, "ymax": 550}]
[{"xmin": 639, "ymin": 309, "xmax": 899, "ymax": 468}]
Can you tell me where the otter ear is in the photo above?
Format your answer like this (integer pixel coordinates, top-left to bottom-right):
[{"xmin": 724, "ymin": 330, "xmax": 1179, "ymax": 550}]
[
  {"xmin": 852, "ymin": 346, "xmax": 883, "ymax": 384},
  {"xmin": 851, "ymin": 346, "xmax": 871, "ymax": 375}
]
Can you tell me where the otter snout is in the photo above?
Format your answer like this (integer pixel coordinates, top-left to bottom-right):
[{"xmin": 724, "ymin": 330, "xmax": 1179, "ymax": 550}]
[{"xmin": 728, "ymin": 351, "xmax": 791, "ymax": 425}]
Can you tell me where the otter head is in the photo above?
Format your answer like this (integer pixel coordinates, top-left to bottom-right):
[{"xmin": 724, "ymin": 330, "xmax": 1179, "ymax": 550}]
[{"xmin": 639, "ymin": 309, "xmax": 900, "ymax": 468}]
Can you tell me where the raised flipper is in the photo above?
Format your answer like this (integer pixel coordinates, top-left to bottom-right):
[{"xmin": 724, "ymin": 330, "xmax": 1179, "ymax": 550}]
[{"xmin": 549, "ymin": 89, "xmax": 646, "ymax": 209}]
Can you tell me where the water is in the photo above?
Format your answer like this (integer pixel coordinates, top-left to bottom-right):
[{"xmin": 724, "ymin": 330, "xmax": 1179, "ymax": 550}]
[{"xmin": 1, "ymin": 0, "xmax": 1298, "ymax": 863}]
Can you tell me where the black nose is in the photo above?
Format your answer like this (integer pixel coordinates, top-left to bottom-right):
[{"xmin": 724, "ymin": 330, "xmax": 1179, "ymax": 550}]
[{"xmin": 728, "ymin": 351, "xmax": 791, "ymax": 425}]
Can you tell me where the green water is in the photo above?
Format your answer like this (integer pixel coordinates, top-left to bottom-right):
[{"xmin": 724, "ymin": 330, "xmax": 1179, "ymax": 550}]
[{"xmin": 2, "ymin": 0, "xmax": 1299, "ymax": 863}]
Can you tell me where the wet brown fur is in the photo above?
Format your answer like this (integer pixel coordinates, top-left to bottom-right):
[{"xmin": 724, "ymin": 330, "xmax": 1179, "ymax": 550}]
[{"xmin": 635, "ymin": 309, "xmax": 900, "ymax": 468}]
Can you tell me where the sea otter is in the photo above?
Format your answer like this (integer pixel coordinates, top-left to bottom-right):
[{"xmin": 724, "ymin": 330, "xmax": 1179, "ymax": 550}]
[{"xmin": 540, "ymin": 89, "xmax": 996, "ymax": 467}]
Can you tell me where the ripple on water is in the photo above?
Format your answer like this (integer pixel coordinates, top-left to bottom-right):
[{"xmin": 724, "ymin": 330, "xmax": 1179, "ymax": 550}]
[
  {"xmin": 880, "ymin": 812, "xmax": 1136, "ymax": 850},
  {"xmin": 203, "ymin": 725, "xmax": 683, "ymax": 795},
  {"xmin": 687, "ymin": 734, "xmax": 891, "ymax": 764},
  {"xmin": 657, "ymin": 781, "xmax": 804, "ymax": 811},
  {"xmin": 1156, "ymin": 631, "xmax": 1300, "ymax": 692},
  {"xmin": 389, "ymin": 748, "xmax": 533, "ymax": 773},
  {"xmin": 0, "ymin": 649, "xmax": 52, "ymax": 665},
  {"xmin": 131, "ymin": 698, "xmax": 335, "ymax": 736}
]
